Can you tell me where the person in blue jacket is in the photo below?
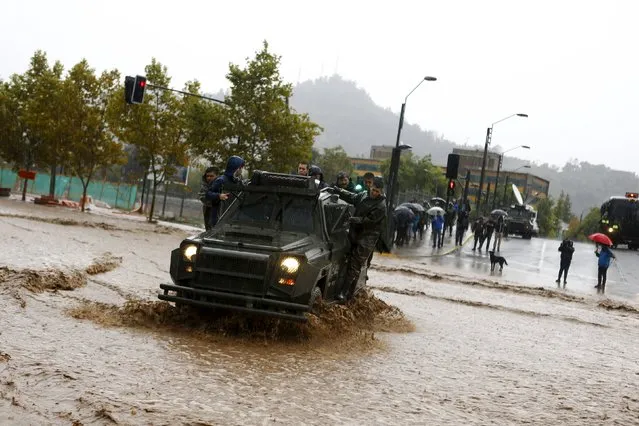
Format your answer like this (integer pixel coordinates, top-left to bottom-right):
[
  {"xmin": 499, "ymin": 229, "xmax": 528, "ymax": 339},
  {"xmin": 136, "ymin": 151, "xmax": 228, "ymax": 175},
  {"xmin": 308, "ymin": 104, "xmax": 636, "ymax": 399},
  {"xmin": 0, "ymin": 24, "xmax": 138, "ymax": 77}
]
[
  {"xmin": 594, "ymin": 243, "xmax": 616, "ymax": 290},
  {"xmin": 205, "ymin": 155, "xmax": 245, "ymax": 228},
  {"xmin": 431, "ymin": 211, "xmax": 445, "ymax": 248}
]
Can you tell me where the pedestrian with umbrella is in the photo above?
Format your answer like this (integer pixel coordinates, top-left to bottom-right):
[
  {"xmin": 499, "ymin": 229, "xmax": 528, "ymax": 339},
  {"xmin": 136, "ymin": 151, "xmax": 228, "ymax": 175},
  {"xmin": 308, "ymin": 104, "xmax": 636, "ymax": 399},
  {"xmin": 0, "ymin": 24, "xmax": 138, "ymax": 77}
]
[
  {"xmin": 589, "ymin": 233, "xmax": 616, "ymax": 291},
  {"xmin": 431, "ymin": 211, "xmax": 445, "ymax": 248}
]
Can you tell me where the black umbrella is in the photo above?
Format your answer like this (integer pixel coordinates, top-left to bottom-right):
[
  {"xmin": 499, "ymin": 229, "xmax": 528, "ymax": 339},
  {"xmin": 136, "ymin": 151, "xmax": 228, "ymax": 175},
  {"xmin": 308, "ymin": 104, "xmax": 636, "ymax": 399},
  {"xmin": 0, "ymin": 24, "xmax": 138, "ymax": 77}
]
[{"xmin": 399, "ymin": 202, "xmax": 425, "ymax": 214}]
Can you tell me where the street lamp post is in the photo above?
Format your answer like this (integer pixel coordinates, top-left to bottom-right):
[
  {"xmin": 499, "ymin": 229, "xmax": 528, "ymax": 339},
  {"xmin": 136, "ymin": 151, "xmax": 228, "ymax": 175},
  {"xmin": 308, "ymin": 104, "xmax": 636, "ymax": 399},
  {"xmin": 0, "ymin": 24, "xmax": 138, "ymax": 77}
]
[
  {"xmin": 492, "ymin": 145, "xmax": 530, "ymax": 210},
  {"xmin": 476, "ymin": 113, "xmax": 528, "ymax": 216},
  {"xmin": 387, "ymin": 76, "xmax": 437, "ymax": 217}
]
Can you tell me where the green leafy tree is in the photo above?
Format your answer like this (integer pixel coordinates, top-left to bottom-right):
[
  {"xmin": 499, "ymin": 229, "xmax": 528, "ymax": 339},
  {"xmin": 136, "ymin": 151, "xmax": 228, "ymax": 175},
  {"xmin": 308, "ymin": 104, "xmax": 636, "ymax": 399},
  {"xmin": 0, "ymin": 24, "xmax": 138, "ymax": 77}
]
[
  {"xmin": 535, "ymin": 197, "xmax": 559, "ymax": 237},
  {"xmin": 0, "ymin": 52, "xmax": 53, "ymax": 174},
  {"xmin": 108, "ymin": 58, "xmax": 188, "ymax": 222},
  {"xmin": 562, "ymin": 193, "xmax": 573, "ymax": 222},
  {"xmin": 23, "ymin": 52, "xmax": 71, "ymax": 196},
  {"xmin": 380, "ymin": 152, "xmax": 446, "ymax": 195},
  {"xmin": 65, "ymin": 60, "xmax": 125, "ymax": 211},
  {"xmin": 315, "ymin": 146, "xmax": 352, "ymax": 183},
  {"xmin": 565, "ymin": 207, "xmax": 600, "ymax": 241},
  {"xmin": 190, "ymin": 41, "xmax": 321, "ymax": 172}
]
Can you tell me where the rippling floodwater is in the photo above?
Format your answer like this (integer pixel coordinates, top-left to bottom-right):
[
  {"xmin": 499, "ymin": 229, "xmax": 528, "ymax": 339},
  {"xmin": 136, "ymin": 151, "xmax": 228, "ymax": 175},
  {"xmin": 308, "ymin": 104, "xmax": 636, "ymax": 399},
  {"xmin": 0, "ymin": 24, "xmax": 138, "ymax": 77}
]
[{"xmin": 1, "ymin": 199, "xmax": 639, "ymax": 425}]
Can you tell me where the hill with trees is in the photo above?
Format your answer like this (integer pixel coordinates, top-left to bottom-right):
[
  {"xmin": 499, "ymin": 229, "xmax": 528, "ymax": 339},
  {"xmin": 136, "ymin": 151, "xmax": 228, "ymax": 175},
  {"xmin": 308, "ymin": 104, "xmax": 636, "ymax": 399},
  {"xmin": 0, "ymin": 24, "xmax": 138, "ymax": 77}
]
[{"xmin": 289, "ymin": 75, "xmax": 639, "ymax": 217}]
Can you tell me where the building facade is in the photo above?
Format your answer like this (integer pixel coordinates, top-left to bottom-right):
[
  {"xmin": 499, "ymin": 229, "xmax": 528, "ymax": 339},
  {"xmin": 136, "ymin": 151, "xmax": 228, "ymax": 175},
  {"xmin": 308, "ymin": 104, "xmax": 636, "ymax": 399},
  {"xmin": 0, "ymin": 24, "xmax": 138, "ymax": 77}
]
[
  {"xmin": 349, "ymin": 157, "xmax": 383, "ymax": 177},
  {"xmin": 452, "ymin": 148, "xmax": 501, "ymax": 172}
]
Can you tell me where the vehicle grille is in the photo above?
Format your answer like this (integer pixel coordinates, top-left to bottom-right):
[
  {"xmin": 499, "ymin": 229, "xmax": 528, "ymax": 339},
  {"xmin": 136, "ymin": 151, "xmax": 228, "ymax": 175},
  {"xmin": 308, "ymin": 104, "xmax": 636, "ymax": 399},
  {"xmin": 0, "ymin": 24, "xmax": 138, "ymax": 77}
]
[{"xmin": 195, "ymin": 253, "xmax": 269, "ymax": 295}]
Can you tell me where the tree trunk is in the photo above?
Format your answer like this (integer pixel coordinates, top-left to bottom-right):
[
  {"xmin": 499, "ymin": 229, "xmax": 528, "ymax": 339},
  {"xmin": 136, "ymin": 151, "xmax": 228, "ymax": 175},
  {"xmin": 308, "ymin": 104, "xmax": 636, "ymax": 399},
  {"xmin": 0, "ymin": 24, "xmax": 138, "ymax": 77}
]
[
  {"xmin": 81, "ymin": 182, "xmax": 88, "ymax": 212},
  {"xmin": 49, "ymin": 164, "xmax": 57, "ymax": 197},
  {"xmin": 148, "ymin": 178, "xmax": 158, "ymax": 222},
  {"xmin": 138, "ymin": 176, "xmax": 147, "ymax": 213},
  {"xmin": 22, "ymin": 178, "xmax": 28, "ymax": 202}
]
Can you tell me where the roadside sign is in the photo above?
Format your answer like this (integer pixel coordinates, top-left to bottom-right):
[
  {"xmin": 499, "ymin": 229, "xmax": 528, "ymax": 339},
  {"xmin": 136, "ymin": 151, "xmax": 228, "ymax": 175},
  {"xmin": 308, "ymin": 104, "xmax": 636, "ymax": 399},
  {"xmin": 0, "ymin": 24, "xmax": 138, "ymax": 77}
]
[{"xmin": 18, "ymin": 170, "xmax": 36, "ymax": 180}]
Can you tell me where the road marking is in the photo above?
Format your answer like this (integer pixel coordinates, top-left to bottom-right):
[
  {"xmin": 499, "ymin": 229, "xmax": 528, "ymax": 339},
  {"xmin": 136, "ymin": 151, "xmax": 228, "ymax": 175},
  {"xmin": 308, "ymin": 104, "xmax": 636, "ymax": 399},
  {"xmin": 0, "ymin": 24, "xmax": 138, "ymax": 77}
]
[{"xmin": 538, "ymin": 240, "xmax": 546, "ymax": 271}]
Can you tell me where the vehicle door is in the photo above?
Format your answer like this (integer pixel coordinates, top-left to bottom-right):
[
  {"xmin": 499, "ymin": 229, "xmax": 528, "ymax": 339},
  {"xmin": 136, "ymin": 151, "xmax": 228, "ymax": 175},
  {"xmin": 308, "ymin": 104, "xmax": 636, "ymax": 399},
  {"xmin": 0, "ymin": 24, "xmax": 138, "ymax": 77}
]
[{"xmin": 321, "ymin": 196, "xmax": 353, "ymax": 299}]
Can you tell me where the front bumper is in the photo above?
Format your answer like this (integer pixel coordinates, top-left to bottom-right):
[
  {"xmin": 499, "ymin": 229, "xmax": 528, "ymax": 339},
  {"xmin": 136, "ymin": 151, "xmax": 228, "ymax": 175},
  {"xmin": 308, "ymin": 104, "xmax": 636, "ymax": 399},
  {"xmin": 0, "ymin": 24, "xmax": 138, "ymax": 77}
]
[{"xmin": 159, "ymin": 283, "xmax": 310, "ymax": 322}]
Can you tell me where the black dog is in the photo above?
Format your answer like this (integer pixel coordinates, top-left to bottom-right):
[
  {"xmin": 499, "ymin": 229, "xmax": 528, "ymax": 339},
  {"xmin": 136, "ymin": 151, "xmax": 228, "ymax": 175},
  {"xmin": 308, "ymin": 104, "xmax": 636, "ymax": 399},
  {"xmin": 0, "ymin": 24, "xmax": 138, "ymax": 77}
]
[{"xmin": 489, "ymin": 251, "xmax": 508, "ymax": 271}]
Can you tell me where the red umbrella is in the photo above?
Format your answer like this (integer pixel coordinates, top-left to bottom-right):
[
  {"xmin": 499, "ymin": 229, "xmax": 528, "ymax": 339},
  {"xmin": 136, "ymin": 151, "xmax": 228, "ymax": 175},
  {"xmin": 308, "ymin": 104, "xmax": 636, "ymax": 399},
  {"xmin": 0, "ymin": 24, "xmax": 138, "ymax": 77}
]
[{"xmin": 588, "ymin": 233, "xmax": 613, "ymax": 246}]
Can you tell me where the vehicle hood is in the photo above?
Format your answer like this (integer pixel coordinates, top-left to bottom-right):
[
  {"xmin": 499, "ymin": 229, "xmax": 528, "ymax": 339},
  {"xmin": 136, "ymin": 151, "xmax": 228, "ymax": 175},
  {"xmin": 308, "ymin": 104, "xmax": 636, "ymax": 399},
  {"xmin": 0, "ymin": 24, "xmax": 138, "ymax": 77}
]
[{"xmin": 200, "ymin": 224, "xmax": 316, "ymax": 253}]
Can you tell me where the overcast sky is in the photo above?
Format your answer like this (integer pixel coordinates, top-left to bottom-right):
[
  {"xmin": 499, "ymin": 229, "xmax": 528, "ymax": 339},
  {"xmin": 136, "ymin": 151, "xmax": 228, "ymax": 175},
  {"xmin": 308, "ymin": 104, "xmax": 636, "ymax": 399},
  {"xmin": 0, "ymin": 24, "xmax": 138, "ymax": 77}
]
[{"xmin": 3, "ymin": 0, "xmax": 638, "ymax": 173}]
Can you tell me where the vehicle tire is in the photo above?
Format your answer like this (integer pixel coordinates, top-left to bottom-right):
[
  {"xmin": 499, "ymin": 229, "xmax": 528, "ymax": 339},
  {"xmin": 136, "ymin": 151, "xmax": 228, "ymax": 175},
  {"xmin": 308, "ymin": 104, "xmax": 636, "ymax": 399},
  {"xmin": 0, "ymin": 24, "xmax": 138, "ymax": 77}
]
[{"xmin": 309, "ymin": 286, "xmax": 323, "ymax": 315}]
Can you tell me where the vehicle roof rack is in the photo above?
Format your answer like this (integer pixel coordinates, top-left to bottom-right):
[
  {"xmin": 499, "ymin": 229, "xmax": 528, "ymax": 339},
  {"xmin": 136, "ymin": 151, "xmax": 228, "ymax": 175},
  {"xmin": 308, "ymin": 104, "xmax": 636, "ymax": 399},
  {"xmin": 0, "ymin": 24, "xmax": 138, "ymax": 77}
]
[{"xmin": 223, "ymin": 171, "xmax": 320, "ymax": 196}]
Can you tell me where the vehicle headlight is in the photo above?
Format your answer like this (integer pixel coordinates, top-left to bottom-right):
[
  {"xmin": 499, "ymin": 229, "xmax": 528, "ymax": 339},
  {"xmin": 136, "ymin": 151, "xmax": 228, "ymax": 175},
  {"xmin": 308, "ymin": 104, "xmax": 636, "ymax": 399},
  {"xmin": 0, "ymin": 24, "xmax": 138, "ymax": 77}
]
[
  {"xmin": 608, "ymin": 227, "xmax": 614, "ymax": 233},
  {"xmin": 182, "ymin": 244, "xmax": 198, "ymax": 262},
  {"xmin": 612, "ymin": 224, "xmax": 619, "ymax": 229},
  {"xmin": 280, "ymin": 257, "xmax": 300, "ymax": 274}
]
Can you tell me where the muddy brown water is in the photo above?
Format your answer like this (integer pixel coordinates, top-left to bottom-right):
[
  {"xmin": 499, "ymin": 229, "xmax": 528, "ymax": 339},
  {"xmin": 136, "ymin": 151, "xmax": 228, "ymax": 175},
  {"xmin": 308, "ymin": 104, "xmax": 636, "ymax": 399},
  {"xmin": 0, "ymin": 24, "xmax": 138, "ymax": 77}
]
[{"xmin": 1, "ymin": 198, "xmax": 639, "ymax": 425}]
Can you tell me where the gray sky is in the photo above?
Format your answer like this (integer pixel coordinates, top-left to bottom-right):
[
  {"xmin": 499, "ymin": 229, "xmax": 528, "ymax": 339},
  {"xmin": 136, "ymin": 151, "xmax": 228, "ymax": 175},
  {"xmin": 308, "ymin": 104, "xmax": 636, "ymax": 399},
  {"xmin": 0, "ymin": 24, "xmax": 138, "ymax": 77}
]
[{"xmin": 3, "ymin": 0, "xmax": 638, "ymax": 173}]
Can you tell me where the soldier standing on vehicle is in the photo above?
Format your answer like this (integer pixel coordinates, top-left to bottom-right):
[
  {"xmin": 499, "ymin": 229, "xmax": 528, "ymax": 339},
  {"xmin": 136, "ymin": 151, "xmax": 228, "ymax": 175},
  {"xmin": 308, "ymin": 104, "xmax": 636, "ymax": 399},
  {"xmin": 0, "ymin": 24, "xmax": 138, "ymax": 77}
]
[
  {"xmin": 362, "ymin": 172, "xmax": 375, "ymax": 192},
  {"xmin": 198, "ymin": 166, "xmax": 219, "ymax": 231},
  {"xmin": 556, "ymin": 238, "xmax": 575, "ymax": 286},
  {"xmin": 205, "ymin": 156, "xmax": 245, "ymax": 228},
  {"xmin": 297, "ymin": 161, "xmax": 309, "ymax": 176},
  {"xmin": 335, "ymin": 171, "xmax": 356, "ymax": 192},
  {"xmin": 309, "ymin": 165, "xmax": 328, "ymax": 189},
  {"xmin": 331, "ymin": 178, "xmax": 388, "ymax": 302}
]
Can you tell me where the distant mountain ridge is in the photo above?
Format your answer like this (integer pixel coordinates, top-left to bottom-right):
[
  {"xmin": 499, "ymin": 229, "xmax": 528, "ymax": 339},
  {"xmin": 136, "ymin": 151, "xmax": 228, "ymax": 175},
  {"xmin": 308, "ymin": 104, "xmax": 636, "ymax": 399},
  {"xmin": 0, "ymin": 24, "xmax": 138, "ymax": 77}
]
[{"xmin": 289, "ymin": 75, "xmax": 639, "ymax": 215}]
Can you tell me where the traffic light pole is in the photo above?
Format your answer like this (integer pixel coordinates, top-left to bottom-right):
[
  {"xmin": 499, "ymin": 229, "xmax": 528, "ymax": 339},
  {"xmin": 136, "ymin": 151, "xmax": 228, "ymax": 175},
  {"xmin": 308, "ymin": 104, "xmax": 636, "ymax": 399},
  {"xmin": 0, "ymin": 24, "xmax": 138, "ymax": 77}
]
[{"xmin": 146, "ymin": 83, "xmax": 227, "ymax": 105}]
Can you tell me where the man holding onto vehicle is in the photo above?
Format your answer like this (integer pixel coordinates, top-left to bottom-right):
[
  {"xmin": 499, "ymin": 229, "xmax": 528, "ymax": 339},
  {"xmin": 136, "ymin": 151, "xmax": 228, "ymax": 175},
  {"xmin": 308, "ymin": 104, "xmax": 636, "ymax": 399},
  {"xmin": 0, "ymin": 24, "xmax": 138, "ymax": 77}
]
[
  {"xmin": 205, "ymin": 155, "xmax": 245, "ymax": 228},
  {"xmin": 330, "ymin": 177, "xmax": 388, "ymax": 302},
  {"xmin": 362, "ymin": 172, "xmax": 375, "ymax": 192},
  {"xmin": 198, "ymin": 166, "xmax": 219, "ymax": 231},
  {"xmin": 335, "ymin": 171, "xmax": 356, "ymax": 192}
]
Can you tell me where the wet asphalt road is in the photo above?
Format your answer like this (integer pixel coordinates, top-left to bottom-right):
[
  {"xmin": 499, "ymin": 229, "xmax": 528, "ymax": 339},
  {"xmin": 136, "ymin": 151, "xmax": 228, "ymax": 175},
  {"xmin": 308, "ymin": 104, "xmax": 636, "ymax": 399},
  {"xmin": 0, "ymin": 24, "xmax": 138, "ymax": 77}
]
[
  {"xmin": 2, "ymin": 199, "xmax": 639, "ymax": 424},
  {"xmin": 391, "ymin": 228, "xmax": 639, "ymax": 303}
]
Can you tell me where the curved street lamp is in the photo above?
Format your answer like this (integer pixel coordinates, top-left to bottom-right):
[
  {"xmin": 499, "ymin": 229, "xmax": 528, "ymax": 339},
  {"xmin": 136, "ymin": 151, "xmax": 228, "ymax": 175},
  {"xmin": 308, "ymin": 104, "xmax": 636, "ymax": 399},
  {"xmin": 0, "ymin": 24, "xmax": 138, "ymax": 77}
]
[
  {"xmin": 492, "ymin": 145, "xmax": 531, "ymax": 210},
  {"xmin": 387, "ymin": 76, "xmax": 437, "ymax": 216},
  {"xmin": 476, "ymin": 113, "xmax": 528, "ymax": 215}
]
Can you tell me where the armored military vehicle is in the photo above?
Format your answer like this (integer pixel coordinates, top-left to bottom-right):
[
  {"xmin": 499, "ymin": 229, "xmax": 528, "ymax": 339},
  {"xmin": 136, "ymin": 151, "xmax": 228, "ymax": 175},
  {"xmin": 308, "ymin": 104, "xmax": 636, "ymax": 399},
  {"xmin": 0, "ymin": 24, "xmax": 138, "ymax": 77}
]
[{"xmin": 159, "ymin": 171, "xmax": 366, "ymax": 321}]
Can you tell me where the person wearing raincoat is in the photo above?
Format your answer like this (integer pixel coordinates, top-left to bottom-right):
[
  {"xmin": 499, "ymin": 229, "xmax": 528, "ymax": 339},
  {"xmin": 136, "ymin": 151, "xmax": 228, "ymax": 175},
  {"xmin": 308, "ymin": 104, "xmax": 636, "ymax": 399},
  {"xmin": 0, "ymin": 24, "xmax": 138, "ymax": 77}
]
[
  {"xmin": 205, "ymin": 156, "xmax": 245, "ymax": 228},
  {"xmin": 556, "ymin": 238, "xmax": 575, "ymax": 286},
  {"xmin": 198, "ymin": 166, "xmax": 219, "ymax": 230},
  {"xmin": 594, "ymin": 244, "xmax": 616, "ymax": 290},
  {"xmin": 309, "ymin": 165, "xmax": 328, "ymax": 189},
  {"xmin": 431, "ymin": 211, "xmax": 445, "ymax": 248},
  {"xmin": 330, "ymin": 178, "xmax": 388, "ymax": 302}
]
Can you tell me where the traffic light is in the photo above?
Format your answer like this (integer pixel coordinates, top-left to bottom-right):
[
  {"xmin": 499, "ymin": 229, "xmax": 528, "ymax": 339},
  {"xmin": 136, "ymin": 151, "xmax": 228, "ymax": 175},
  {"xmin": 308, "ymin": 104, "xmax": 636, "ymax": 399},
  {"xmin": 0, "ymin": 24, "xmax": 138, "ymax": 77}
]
[
  {"xmin": 124, "ymin": 76, "xmax": 135, "ymax": 104},
  {"xmin": 131, "ymin": 75, "xmax": 147, "ymax": 104},
  {"xmin": 447, "ymin": 179, "xmax": 456, "ymax": 196}
]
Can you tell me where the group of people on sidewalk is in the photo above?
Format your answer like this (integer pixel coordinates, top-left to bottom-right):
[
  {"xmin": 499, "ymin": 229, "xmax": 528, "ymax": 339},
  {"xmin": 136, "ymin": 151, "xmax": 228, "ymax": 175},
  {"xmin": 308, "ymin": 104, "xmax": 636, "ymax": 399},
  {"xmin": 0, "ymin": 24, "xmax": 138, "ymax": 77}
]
[{"xmin": 471, "ymin": 215, "xmax": 505, "ymax": 252}]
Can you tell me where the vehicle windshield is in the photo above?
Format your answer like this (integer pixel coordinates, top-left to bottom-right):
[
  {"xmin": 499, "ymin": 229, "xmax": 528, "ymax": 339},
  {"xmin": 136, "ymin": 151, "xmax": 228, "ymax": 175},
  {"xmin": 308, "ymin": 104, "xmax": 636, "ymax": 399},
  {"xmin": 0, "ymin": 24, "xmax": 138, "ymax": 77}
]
[
  {"xmin": 604, "ymin": 199, "xmax": 639, "ymax": 222},
  {"xmin": 227, "ymin": 192, "xmax": 315, "ymax": 233}
]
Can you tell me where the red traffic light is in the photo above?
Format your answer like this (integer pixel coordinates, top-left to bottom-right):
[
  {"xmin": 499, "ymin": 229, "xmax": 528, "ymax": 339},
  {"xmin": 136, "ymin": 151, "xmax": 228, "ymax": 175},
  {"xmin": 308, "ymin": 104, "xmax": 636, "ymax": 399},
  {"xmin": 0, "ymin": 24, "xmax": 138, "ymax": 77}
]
[
  {"xmin": 131, "ymin": 75, "xmax": 147, "ymax": 104},
  {"xmin": 448, "ymin": 180, "xmax": 455, "ymax": 190}
]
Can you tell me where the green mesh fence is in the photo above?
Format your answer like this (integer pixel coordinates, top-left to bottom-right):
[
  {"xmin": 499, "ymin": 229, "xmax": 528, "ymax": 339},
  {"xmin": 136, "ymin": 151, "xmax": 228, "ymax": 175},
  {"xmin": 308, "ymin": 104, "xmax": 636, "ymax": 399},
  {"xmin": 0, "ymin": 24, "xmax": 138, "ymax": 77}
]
[{"xmin": 1, "ymin": 168, "xmax": 138, "ymax": 210}]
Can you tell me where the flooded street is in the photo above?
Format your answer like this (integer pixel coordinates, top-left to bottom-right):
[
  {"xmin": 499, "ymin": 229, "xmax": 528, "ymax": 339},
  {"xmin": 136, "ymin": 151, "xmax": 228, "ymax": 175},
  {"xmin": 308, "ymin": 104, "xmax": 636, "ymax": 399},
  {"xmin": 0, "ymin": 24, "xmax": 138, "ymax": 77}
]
[{"xmin": 1, "ymin": 198, "xmax": 639, "ymax": 425}]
